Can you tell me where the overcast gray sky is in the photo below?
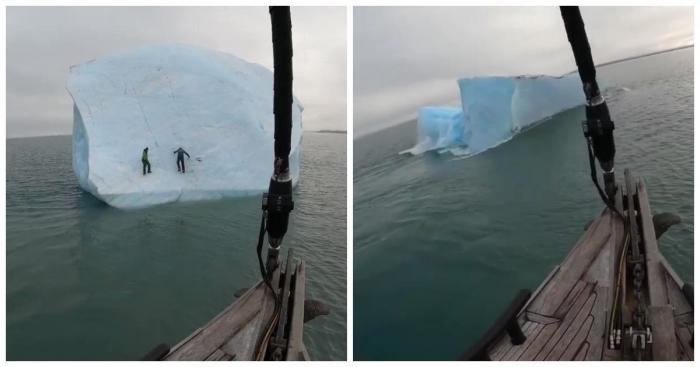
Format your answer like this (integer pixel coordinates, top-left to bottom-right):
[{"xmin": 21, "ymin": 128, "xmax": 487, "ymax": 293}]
[
  {"xmin": 7, "ymin": 6, "xmax": 346, "ymax": 138},
  {"xmin": 354, "ymin": 6, "xmax": 694, "ymax": 137}
]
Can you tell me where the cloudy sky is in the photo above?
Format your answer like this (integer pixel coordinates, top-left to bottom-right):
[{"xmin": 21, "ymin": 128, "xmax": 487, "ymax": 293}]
[
  {"xmin": 6, "ymin": 6, "xmax": 346, "ymax": 138},
  {"xmin": 354, "ymin": 6, "xmax": 694, "ymax": 136}
]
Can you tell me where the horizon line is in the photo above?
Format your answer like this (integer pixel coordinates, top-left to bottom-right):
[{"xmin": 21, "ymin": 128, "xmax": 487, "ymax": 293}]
[{"xmin": 354, "ymin": 43, "xmax": 694, "ymax": 140}]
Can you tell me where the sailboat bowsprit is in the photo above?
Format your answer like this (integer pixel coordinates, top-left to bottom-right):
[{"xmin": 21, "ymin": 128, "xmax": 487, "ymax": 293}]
[
  {"xmin": 462, "ymin": 171, "xmax": 693, "ymax": 361},
  {"xmin": 461, "ymin": 7, "xmax": 693, "ymax": 361}
]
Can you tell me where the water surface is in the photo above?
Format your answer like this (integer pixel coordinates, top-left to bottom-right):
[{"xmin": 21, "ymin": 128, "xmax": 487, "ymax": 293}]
[
  {"xmin": 7, "ymin": 132, "xmax": 346, "ymax": 361},
  {"xmin": 354, "ymin": 47, "xmax": 693, "ymax": 360}
]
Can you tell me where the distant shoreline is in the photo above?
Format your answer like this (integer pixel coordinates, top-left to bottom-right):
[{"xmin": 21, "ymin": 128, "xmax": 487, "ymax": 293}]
[
  {"xmin": 596, "ymin": 44, "xmax": 693, "ymax": 69},
  {"xmin": 356, "ymin": 44, "xmax": 694, "ymax": 139}
]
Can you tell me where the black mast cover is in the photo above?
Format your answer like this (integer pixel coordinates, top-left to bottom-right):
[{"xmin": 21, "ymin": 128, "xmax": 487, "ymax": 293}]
[
  {"xmin": 269, "ymin": 6, "xmax": 293, "ymax": 171},
  {"xmin": 560, "ymin": 6, "xmax": 617, "ymax": 201}
]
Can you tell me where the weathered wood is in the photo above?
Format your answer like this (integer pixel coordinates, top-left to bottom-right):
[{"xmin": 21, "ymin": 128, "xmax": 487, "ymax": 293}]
[
  {"xmin": 585, "ymin": 285, "xmax": 608, "ymax": 361},
  {"xmin": 676, "ymin": 326, "xmax": 693, "ymax": 360},
  {"xmin": 488, "ymin": 334, "xmax": 512, "ymax": 360},
  {"xmin": 219, "ymin": 352, "xmax": 235, "ymax": 361},
  {"xmin": 660, "ymin": 255, "xmax": 686, "ymax": 291},
  {"xmin": 529, "ymin": 214, "xmax": 611, "ymax": 316},
  {"xmin": 574, "ymin": 343, "xmax": 589, "ymax": 360},
  {"xmin": 648, "ymin": 306, "xmax": 677, "ymax": 360},
  {"xmin": 286, "ymin": 261, "xmax": 307, "ymax": 361},
  {"xmin": 560, "ymin": 315, "xmax": 593, "ymax": 360},
  {"xmin": 534, "ymin": 283, "xmax": 594, "ymax": 360},
  {"xmin": 205, "ymin": 349, "xmax": 225, "ymax": 361},
  {"xmin": 495, "ymin": 322, "xmax": 532, "ymax": 360},
  {"xmin": 508, "ymin": 323, "xmax": 545, "ymax": 360},
  {"xmin": 525, "ymin": 312, "xmax": 559, "ymax": 325},
  {"xmin": 494, "ymin": 321, "xmax": 534, "ymax": 360},
  {"xmin": 637, "ymin": 179, "xmax": 668, "ymax": 306},
  {"xmin": 490, "ymin": 322, "xmax": 532, "ymax": 361},
  {"xmin": 666, "ymin": 273, "xmax": 692, "ymax": 316},
  {"xmin": 521, "ymin": 265, "xmax": 559, "ymax": 313},
  {"xmin": 166, "ymin": 281, "xmax": 267, "ymax": 360},
  {"xmin": 502, "ymin": 322, "xmax": 541, "ymax": 360},
  {"xmin": 545, "ymin": 293, "xmax": 597, "ymax": 360},
  {"xmin": 554, "ymin": 280, "xmax": 586, "ymax": 318},
  {"xmin": 517, "ymin": 322, "xmax": 559, "ymax": 360},
  {"xmin": 484, "ymin": 174, "xmax": 692, "ymax": 361},
  {"xmin": 164, "ymin": 250, "xmax": 312, "ymax": 361}
]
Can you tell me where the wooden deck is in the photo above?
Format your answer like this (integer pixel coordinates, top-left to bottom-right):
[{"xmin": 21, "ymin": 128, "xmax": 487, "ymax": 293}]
[
  {"xmin": 486, "ymin": 172, "xmax": 693, "ymax": 361},
  {"xmin": 163, "ymin": 260, "xmax": 309, "ymax": 361}
]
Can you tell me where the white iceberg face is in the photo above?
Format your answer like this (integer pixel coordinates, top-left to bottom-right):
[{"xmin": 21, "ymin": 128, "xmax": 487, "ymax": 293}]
[
  {"xmin": 68, "ymin": 44, "xmax": 303, "ymax": 209},
  {"xmin": 400, "ymin": 107, "xmax": 465, "ymax": 155},
  {"xmin": 404, "ymin": 73, "xmax": 584, "ymax": 157}
]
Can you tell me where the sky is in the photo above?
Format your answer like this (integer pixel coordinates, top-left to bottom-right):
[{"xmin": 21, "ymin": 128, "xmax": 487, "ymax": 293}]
[
  {"xmin": 6, "ymin": 6, "xmax": 346, "ymax": 138},
  {"xmin": 354, "ymin": 6, "xmax": 694, "ymax": 137}
]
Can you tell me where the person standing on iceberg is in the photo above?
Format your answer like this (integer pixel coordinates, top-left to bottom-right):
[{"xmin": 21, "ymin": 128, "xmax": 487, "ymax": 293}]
[
  {"xmin": 142, "ymin": 147, "xmax": 152, "ymax": 175},
  {"xmin": 173, "ymin": 147, "xmax": 190, "ymax": 173}
]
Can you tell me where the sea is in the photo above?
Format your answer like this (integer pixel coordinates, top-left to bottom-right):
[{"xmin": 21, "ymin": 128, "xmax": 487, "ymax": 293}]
[
  {"xmin": 6, "ymin": 131, "xmax": 346, "ymax": 361},
  {"xmin": 354, "ymin": 47, "xmax": 693, "ymax": 360}
]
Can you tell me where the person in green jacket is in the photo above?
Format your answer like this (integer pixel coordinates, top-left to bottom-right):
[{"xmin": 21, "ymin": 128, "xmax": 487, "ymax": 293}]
[{"xmin": 142, "ymin": 147, "xmax": 152, "ymax": 175}]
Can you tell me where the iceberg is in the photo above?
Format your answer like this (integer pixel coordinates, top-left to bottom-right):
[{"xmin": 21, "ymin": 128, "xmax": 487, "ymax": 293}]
[
  {"xmin": 402, "ymin": 73, "xmax": 585, "ymax": 156},
  {"xmin": 67, "ymin": 44, "xmax": 303, "ymax": 209}
]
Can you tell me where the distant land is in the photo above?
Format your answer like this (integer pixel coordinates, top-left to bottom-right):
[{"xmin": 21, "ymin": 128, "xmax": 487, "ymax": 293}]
[
  {"xmin": 356, "ymin": 44, "xmax": 694, "ymax": 139},
  {"xmin": 313, "ymin": 129, "xmax": 347, "ymax": 134},
  {"xmin": 574, "ymin": 44, "xmax": 694, "ymax": 73}
]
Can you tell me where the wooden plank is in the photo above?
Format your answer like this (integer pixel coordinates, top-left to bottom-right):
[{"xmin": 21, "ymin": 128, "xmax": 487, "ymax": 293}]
[
  {"xmin": 637, "ymin": 179, "xmax": 668, "ymax": 306},
  {"xmin": 648, "ymin": 306, "xmax": 677, "ymax": 360},
  {"xmin": 560, "ymin": 315, "xmax": 594, "ymax": 360},
  {"xmin": 583, "ymin": 285, "xmax": 608, "ymax": 361},
  {"xmin": 554, "ymin": 281, "xmax": 586, "ymax": 319},
  {"xmin": 496, "ymin": 323, "xmax": 532, "ymax": 360},
  {"xmin": 574, "ymin": 343, "xmax": 589, "ymax": 361},
  {"xmin": 286, "ymin": 261, "xmax": 307, "ymax": 361},
  {"xmin": 518, "ymin": 322, "xmax": 559, "ymax": 360},
  {"xmin": 676, "ymin": 326, "xmax": 693, "ymax": 361},
  {"xmin": 502, "ymin": 322, "xmax": 543, "ymax": 360},
  {"xmin": 520, "ymin": 266, "xmax": 560, "ymax": 314},
  {"xmin": 526, "ymin": 312, "xmax": 559, "ymax": 325},
  {"xmin": 660, "ymin": 255, "xmax": 686, "ymax": 289},
  {"xmin": 488, "ymin": 333, "xmax": 512, "ymax": 361},
  {"xmin": 492, "ymin": 322, "xmax": 534, "ymax": 360},
  {"xmin": 167, "ymin": 327, "xmax": 203, "ymax": 355},
  {"xmin": 545, "ymin": 293, "xmax": 597, "ymax": 360},
  {"xmin": 529, "ymin": 214, "xmax": 612, "ymax": 316},
  {"xmin": 205, "ymin": 349, "xmax": 225, "ymax": 361},
  {"xmin": 534, "ymin": 284, "xmax": 594, "ymax": 360},
  {"xmin": 166, "ymin": 281, "xmax": 268, "ymax": 360},
  {"xmin": 666, "ymin": 271, "xmax": 692, "ymax": 316}
]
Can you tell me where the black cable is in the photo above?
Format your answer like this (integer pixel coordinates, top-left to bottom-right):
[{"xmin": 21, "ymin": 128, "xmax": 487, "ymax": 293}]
[{"xmin": 254, "ymin": 211, "xmax": 281, "ymax": 360}]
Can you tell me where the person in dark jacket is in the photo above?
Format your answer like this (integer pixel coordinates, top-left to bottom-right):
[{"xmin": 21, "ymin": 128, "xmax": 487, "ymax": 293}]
[
  {"xmin": 142, "ymin": 147, "xmax": 152, "ymax": 175},
  {"xmin": 173, "ymin": 147, "xmax": 190, "ymax": 173}
]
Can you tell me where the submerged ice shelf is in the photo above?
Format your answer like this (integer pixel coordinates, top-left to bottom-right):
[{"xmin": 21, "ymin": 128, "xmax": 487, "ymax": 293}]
[
  {"xmin": 68, "ymin": 44, "xmax": 303, "ymax": 209},
  {"xmin": 402, "ymin": 73, "xmax": 585, "ymax": 156}
]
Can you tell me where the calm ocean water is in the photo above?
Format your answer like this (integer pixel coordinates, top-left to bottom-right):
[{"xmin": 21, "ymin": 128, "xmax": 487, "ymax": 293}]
[
  {"xmin": 354, "ymin": 47, "xmax": 693, "ymax": 360},
  {"xmin": 7, "ymin": 132, "xmax": 346, "ymax": 361}
]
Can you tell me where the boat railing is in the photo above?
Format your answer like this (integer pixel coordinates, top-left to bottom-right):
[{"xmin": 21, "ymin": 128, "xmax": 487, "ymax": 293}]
[{"xmin": 458, "ymin": 289, "xmax": 532, "ymax": 361}]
